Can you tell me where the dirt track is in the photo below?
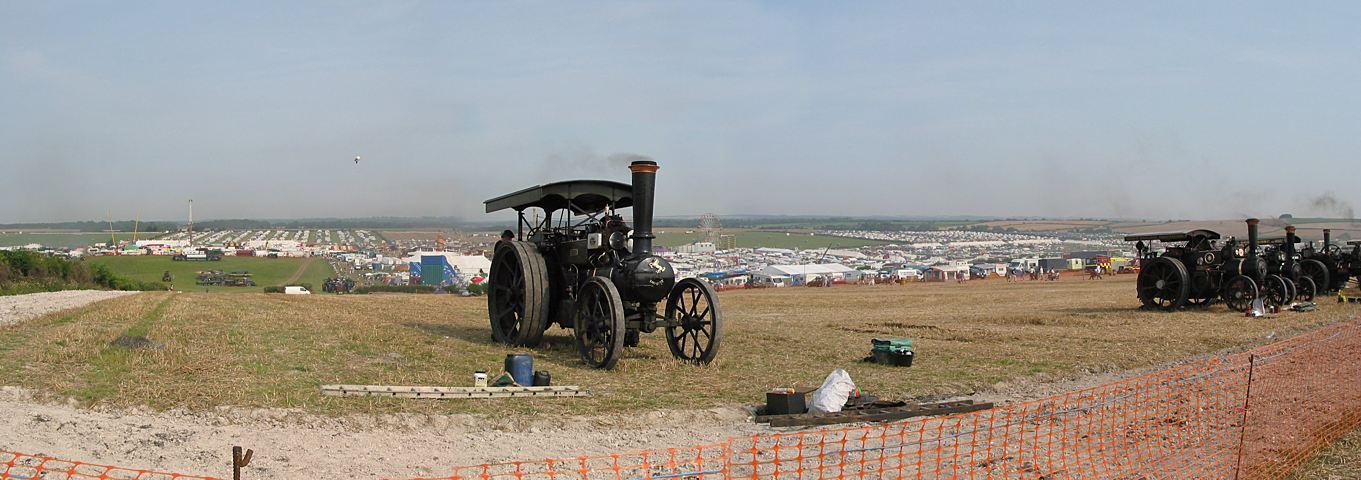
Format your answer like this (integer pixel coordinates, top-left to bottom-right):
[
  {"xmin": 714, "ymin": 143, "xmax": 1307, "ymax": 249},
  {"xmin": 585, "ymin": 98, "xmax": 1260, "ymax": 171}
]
[
  {"xmin": 0, "ymin": 290, "xmax": 139, "ymax": 327},
  {"xmin": 0, "ymin": 386, "xmax": 765, "ymax": 479},
  {"xmin": 281, "ymin": 257, "xmax": 317, "ymax": 285}
]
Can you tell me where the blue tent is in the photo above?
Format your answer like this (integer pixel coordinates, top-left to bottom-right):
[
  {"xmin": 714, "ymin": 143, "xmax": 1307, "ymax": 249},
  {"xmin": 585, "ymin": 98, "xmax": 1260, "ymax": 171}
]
[
  {"xmin": 421, "ymin": 255, "xmax": 447, "ymax": 286},
  {"xmin": 407, "ymin": 257, "xmax": 469, "ymax": 289}
]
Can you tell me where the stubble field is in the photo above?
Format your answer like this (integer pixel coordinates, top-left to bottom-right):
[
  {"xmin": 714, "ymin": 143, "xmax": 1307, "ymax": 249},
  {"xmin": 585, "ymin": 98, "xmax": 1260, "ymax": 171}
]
[{"xmin": 1, "ymin": 274, "xmax": 1356, "ymax": 418}]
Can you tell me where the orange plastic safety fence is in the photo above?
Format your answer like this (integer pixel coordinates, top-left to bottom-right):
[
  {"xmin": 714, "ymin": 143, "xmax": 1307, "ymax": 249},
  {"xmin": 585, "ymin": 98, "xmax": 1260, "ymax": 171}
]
[
  {"xmin": 0, "ymin": 450, "xmax": 218, "ymax": 480},
  {"xmin": 416, "ymin": 318, "xmax": 1361, "ymax": 480},
  {"xmin": 1239, "ymin": 320, "xmax": 1361, "ymax": 479}
]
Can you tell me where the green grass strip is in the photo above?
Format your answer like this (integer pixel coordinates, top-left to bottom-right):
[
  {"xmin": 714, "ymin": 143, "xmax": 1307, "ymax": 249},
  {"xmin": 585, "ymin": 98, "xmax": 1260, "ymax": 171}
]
[{"xmin": 76, "ymin": 294, "xmax": 175, "ymax": 402}]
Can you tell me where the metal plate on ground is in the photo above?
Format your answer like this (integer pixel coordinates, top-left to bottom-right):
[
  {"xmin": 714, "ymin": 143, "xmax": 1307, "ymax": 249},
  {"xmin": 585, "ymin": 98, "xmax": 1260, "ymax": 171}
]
[{"xmin": 754, "ymin": 400, "xmax": 993, "ymax": 427}]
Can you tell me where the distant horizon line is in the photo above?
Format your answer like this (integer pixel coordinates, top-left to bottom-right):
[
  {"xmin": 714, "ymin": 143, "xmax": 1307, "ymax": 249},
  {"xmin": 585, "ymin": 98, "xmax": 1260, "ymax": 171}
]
[{"xmin": 4, "ymin": 213, "xmax": 1350, "ymax": 229}]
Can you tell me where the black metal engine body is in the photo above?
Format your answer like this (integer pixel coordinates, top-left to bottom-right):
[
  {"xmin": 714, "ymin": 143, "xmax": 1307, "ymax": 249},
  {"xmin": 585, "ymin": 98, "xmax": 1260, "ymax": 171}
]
[
  {"xmin": 487, "ymin": 177, "xmax": 675, "ymax": 334},
  {"xmin": 1299, "ymin": 228, "xmax": 1356, "ymax": 292},
  {"xmin": 520, "ymin": 212, "xmax": 674, "ymax": 332},
  {"xmin": 483, "ymin": 160, "xmax": 723, "ymax": 368},
  {"xmin": 1125, "ymin": 219, "xmax": 1266, "ymax": 310}
]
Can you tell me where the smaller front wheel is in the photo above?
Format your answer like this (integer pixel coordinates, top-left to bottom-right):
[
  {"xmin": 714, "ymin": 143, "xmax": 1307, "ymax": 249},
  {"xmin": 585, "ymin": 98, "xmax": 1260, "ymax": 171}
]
[
  {"xmin": 1223, "ymin": 275, "xmax": 1257, "ymax": 313},
  {"xmin": 1296, "ymin": 276, "xmax": 1317, "ymax": 303},
  {"xmin": 665, "ymin": 278, "xmax": 724, "ymax": 364},
  {"xmin": 574, "ymin": 277, "xmax": 626, "ymax": 369},
  {"xmin": 1263, "ymin": 275, "xmax": 1290, "ymax": 308}
]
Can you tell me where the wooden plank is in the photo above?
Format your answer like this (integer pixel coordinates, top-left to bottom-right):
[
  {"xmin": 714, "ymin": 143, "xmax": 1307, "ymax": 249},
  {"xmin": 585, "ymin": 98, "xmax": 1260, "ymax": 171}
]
[
  {"xmin": 319, "ymin": 384, "xmax": 589, "ymax": 399},
  {"xmin": 321, "ymin": 388, "xmax": 593, "ymax": 397},
  {"xmin": 322, "ymin": 385, "xmax": 581, "ymax": 393},
  {"xmin": 320, "ymin": 389, "xmax": 589, "ymax": 399}
]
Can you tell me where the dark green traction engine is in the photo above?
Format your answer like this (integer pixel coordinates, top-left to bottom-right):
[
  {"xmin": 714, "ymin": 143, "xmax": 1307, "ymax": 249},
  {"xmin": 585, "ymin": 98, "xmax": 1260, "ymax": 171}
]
[{"xmin": 483, "ymin": 161, "xmax": 724, "ymax": 369}]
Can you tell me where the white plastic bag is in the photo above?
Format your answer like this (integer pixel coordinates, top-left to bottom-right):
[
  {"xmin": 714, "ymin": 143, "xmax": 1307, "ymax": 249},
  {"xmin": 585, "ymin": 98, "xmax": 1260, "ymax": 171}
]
[
  {"xmin": 1249, "ymin": 297, "xmax": 1265, "ymax": 317},
  {"xmin": 808, "ymin": 369, "xmax": 857, "ymax": 414}
]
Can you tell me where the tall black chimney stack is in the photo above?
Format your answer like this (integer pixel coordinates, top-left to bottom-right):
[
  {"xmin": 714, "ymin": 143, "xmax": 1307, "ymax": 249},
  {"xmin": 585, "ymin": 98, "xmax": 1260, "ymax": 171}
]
[
  {"xmin": 1246, "ymin": 218, "xmax": 1260, "ymax": 259},
  {"xmin": 1284, "ymin": 225, "xmax": 1297, "ymax": 272},
  {"xmin": 628, "ymin": 160, "xmax": 659, "ymax": 256},
  {"xmin": 1324, "ymin": 229, "xmax": 1332, "ymax": 250}
]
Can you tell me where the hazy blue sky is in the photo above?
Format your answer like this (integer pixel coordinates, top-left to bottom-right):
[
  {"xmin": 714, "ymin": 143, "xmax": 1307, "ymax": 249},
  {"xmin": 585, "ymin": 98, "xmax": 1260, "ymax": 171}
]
[{"xmin": 2, "ymin": 1, "xmax": 1359, "ymax": 223}]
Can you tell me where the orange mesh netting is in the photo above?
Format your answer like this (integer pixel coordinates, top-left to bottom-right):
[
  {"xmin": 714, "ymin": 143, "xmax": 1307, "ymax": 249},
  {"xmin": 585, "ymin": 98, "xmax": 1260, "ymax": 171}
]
[{"xmin": 0, "ymin": 450, "xmax": 217, "ymax": 480}]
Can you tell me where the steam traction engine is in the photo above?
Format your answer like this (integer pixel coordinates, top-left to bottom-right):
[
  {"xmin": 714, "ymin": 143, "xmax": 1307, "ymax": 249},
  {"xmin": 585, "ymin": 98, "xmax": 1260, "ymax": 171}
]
[
  {"xmin": 1125, "ymin": 219, "xmax": 1274, "ymax": 312},
  {"xmin": 1258, "ymin": 226, "xmax": 1322, "ymax": 303},
  {"xmin": 483, "ymin": 161, "xmax": 723, "ymax": 369},
  {"xmin": 1299, "ymin": 228, "xmax": 1353, "ymax": 293},
  {"xmin": 1350, "ymin": 241, "xmax": 1361, "ymax": 288}
]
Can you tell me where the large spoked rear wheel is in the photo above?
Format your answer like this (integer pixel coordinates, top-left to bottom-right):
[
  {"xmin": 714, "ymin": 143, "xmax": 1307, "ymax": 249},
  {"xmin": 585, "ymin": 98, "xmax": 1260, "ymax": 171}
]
[
  {"xmin": 574, "ymin": 277, "xmax": 626, "ymax": 369},
  {"xmin": 1137, "ymin": 257, "xmax": 1189, "ymax": 310},
  {"xmin": 665, "ymin": 278, "xmax": 724, "ymax": 364},
  {"xmin": 1223, "ymin": 275, "xmax": 1257, "ymax": 313},
  {"xmin": 1300, "ymin": 259, "xmax": 1331, "ymax": 294},
  {"xmin": 1296, "ymin": 276, "xmax": 1317, "ymax": 302},
  {"xmin": 488, "ymin": 241, "xmax": 550, "ymax": 346},
  {"xmin": 1263, "ymin": 275, "xmax": 1290, "ymax": 307}
]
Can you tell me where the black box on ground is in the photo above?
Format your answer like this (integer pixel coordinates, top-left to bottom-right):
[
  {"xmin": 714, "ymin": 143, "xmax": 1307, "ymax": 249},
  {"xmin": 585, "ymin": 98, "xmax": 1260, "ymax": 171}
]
[
  {"xmin": 765, "ymin": 390, "xmax": 808, "ymax": 415},
  {"xmin": 872, "ymin": 349, "xmax": 914, "ymax": 367}
]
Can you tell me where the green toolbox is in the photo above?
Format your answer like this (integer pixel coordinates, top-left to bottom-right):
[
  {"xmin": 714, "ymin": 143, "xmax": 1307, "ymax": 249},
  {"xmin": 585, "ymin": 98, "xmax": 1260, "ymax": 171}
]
[{"xmin": 870, "ymin": 338, "xmax": 914, "ymax": 367}]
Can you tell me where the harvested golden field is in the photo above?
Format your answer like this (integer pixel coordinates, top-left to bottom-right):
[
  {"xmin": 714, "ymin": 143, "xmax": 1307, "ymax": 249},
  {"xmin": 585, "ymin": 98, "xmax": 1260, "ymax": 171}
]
[
  {"xmin": 377, "ymin": 230, "xmax": 495, "ymax": 242},
  {"xmin": 971, "ymin": 220, "xmax": 1113, "ymax": 232},
  {"xmin": 374, "ymin": 230, "xmax": 447, "ymax": 241},
  {"xmin": 1, "ymin": 276, "xmax": 1357, "ymax": 417}
]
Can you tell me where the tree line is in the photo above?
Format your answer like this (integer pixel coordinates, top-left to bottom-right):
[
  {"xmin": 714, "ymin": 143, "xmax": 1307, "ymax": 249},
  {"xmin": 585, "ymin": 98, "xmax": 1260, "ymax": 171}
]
[{"xmin": 0, "ymin": 251, "xmax": 160, "ymax": 296}]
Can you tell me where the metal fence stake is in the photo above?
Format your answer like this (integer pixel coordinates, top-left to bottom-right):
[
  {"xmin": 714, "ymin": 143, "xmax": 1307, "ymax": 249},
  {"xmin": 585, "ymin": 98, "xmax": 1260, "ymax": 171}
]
[
  {"xmin": 1233, "ymin": 354, "xmax": 1256, "ymax": 480},
  {"xmin": 233, "ymin": 445, "xmax": 254, "ymax": 480}
]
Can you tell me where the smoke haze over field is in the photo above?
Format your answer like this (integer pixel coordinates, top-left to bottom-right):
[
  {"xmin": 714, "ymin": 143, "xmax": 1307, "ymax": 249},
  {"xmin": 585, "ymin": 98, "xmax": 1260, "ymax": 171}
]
[
  {"xmin": 3, "ymin": 2, "xmax": 1361, "ymax": 223},
  {"xmin": 1303, "ymin": 193, "xmax": 1356, "ymax": 221}
]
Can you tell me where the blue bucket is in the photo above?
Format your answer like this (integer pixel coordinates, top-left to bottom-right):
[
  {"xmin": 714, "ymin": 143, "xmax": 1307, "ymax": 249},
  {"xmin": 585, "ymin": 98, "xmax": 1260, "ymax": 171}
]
[{"xmin": 504, "ymin": 354, "xmax": 534, "ymax": 386}]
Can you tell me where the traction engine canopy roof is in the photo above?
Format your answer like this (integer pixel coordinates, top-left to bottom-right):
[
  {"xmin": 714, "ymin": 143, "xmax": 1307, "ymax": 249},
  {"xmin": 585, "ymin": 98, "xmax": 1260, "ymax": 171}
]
[
  {"xmin": 1122, "ymin": 229, "xmax": 1222, "ymax": 243},
  {"xmin": 484, "ymin": 180, "xmax": 634, "ymax": 215}
]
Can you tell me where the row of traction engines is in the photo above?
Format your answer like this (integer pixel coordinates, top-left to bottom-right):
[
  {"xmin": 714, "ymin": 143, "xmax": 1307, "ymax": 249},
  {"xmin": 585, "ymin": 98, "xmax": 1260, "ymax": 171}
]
[{"xmin": 1128, "ymin": 219, "xmax": 1357, "ymax": 312}]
